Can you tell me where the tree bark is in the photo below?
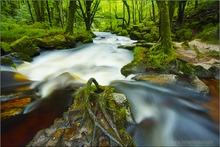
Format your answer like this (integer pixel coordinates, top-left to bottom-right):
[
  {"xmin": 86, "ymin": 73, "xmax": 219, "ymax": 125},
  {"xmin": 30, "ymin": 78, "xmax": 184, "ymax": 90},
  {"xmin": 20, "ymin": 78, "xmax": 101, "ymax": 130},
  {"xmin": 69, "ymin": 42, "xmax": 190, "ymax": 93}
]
[
  {"xmin": 78, "ymin": 0, "xmax": 100, "ymax": 31},
  {"xmin": 178, "ymin": 0, "xmax": 187, "ymax": 24},
  {"xmin": 27, "ymin": 0, "xmax": 34, "ymax": 23},
  {"xmin": 46, "ymin": 0, "xmax": 52, "ymax": 27},
  {"xmin": 32, "ymin": 0, "xmax": 41, "ymax": 22},
  {"xmin": 65, "ymin": 0, "xmax": 77, "ymax": 34},
  {"xmin": 168, "ymin": 0, "xmax": 176, "ymax": 28},
  {"xmin": 124, "ymin": 0, "xmax": 130, "ymax": 26},
  {"xmin": 151, "ymin": 0, "xmax": 155, "ymax": 22},
  {"xmin": 55, "ymin": 0, "xmax": 63, "ymax": 28},
  {"xmin": 156, "ymin": 0, "xmax": 172, "ymax": 53}
]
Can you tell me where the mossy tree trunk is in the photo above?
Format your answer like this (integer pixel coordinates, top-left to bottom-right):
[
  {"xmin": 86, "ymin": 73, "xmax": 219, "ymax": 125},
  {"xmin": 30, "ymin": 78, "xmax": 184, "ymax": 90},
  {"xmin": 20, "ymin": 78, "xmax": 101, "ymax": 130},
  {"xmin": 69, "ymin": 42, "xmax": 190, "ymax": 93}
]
[
  {"xmin": 123, "ymin": 0, "xmax": 130, "ymax": 26},
  {"xmin": 177, "ymin": 0, "xmax": 187, "ymax": 24},
  {"xmin": 168, "ymin": 0, "xmax": 176, "ymax": 28},
  {"xmin": 151, "ymin": 0, "xmax": 156, "ymax": 22},
  {"xmin": 78, "ymin": 0, "xmax": 100, "ymax": 31},
  {"xmin": 32, "ymin": 0, "xmax": 42, "ymax": 22},
  {"xmin": 26, "ymin": 0, "xmax": 34, "ymax": 23},
  {"xmin": 156, "ymin": 0, "xmax": 172, "ymax": 53},
  {"xmin": 65, "ymin": 0, "xmax": 77, "ymax": 35},
  {"xmin": 55, "ymin": 1, "xmax": 63, "ymax": 28},
  {"xmin": 46, "ymin": 0, "xmax": 52, "ymax": 27}
]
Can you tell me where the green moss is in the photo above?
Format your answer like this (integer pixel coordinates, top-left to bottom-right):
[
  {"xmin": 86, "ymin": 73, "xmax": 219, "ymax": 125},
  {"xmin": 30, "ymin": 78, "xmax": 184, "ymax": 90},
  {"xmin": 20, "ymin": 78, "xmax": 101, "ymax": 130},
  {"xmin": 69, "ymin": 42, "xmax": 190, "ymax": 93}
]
[
  {"xmin": 177, "ymin": 59, "xmax": 195, "ymax": 75},
  {"xmin": 0, "ymin": 42, "xmax": 12, "ymax": 54},
  {"xmin": 176, "ymin": 28, "xmax": 194, "ymax": 41},
  {"xmin": 121, "ymin": 45, "xmax": 178, "ymax": 76},
  {"xmin": 196, "ymin": 24, "xmax": 219, "ymax": 44},
  {"xmin": 10, "ymin": 36, "xmax": 39, "ymax": 56},
  {"xmin": 1, "ymin": 57, "xmax": 16, "ymax": 69},
  {"xmin": 207, "ymin": 50, "xmax": 220, "ymax": 59}
]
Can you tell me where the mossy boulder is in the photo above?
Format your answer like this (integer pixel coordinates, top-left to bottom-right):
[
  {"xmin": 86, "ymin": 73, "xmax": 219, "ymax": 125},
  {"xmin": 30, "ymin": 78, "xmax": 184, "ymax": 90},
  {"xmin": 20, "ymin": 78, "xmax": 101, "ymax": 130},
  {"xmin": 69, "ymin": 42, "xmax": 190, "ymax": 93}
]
[
  {"xmin": 28, "ymin": 78, "xmax": 135, "ymax": 146},
  {"xmin": 0, "ymin": 42, "xmax": 12, "ymax": 55},
  {"xmin": 1, "ymin": 57, "xmax": 16, "ymax": 68},
  {"xmin": 35, "ymin": 34, "xmax": 76, "ymax": 49},
  {"xmin": 10, "ymin": 36, "xmax": 39, "ymax": 57},
  {"xmin": 129, "ymin": 31, "xmax": 142, "ymax": 40},
  {"xmin": 74, "ymin": 31, "xmax": 94, "ymax": 43}
]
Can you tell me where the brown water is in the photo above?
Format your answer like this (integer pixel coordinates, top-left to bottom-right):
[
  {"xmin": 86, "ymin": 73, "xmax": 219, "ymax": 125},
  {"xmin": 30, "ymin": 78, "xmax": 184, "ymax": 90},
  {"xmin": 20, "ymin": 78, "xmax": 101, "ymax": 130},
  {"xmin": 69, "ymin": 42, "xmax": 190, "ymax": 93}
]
[
  {"xmin": 202, "ymin": 79, "xmax": 219, "ymax": 125},
  {"xmin": 1, "ymin": 89, "xmax": 75, "ymax": 147}
]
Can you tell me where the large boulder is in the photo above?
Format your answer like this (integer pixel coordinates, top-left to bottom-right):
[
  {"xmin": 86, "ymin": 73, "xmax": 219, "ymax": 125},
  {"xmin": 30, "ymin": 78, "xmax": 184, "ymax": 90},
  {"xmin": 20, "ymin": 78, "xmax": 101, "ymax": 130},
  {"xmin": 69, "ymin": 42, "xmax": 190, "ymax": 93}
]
[
  {"xmin": 28, "ymin": 79, "xmax": 135, "ymax": 146},
  {"xmin": 34, "ymin": 34, "xmax": 77, "ymax": 49},
  {"xmin": 10, "ymin": 36, "xmax": 40, "ymax": 57}
]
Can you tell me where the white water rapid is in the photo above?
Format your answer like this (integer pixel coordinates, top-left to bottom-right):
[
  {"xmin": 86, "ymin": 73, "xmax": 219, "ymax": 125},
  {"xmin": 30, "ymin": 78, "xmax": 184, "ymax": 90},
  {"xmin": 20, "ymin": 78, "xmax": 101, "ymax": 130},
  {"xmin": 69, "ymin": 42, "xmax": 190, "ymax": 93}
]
[{"xmin": 17, "ymin": 32, "xmax": 135, "ymax": 85}]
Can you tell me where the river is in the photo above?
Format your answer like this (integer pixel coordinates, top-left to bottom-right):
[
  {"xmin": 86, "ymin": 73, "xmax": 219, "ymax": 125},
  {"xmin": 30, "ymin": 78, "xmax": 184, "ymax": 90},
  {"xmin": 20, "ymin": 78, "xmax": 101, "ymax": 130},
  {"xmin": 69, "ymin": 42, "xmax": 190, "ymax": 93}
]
[{"xmin": 1, "ymin": 32, "xmax": 219, "ymax": 146}]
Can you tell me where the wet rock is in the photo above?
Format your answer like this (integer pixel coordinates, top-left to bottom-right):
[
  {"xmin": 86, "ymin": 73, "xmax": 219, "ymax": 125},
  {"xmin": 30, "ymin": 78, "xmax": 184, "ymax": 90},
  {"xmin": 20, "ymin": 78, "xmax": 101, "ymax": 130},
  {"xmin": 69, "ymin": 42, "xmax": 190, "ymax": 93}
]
[
  {"xmin": 194, "ymin": 65, "xmax": 213, "ymax": 78},
  {"xmin": 209, "ymin": 65, "xmax": 220, "ymax": 80},
  {"xmin": 28, "ymin": 78, "xmax": 135, "ymax": 147},
  {"xmin": 191, "ymin": 76, "xmax": 210, "ymax": 94},
  {"xmin": 10, "ymin": 36, "xmax": 40, "ymax": 57},
  {"xmin": 133, "ymin": 74, "xmax": 177, "ymax": 85},
  {"xmin": 1, "ymin": 57, "xmax": 15, "ymax": 67}
]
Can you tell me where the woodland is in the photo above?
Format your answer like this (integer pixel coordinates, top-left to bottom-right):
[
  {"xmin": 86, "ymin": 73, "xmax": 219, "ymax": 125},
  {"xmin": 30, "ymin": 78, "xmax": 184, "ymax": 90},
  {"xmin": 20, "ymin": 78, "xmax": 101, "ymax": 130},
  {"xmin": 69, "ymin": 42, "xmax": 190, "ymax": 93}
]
[{"xmin": 1, "ymin": 0, "xmax": 220, "ymax": 146}]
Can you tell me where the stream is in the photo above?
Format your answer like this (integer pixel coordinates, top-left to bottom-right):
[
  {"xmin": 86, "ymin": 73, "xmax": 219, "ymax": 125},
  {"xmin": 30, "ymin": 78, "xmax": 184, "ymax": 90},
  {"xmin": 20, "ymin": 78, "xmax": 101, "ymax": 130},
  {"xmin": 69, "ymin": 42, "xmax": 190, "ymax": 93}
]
[{"xmin": 1, "ymin": 32, "xmax": 219, "ymax": 146}]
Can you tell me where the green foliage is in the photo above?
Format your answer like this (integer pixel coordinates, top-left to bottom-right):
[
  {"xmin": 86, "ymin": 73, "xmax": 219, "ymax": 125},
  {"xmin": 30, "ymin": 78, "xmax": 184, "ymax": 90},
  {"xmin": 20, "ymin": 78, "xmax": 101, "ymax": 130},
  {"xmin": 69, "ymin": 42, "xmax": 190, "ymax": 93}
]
[
  {"xmin": 0, "ymin": 42, "xmax": 12, "ymax": 54},
  {"xmin": 10, "ymin": 36, "xmax": 39, "ymax": 56},
  {"xmin": 196, "ymin": 24, "xmax": 219, "ymax": 44},
  {"xmin": 207, "ymin": 50, "xmax": 220, "ymax": 59},
  {"xmin": 176, "ymin": 28, "xmax": 193, "ymax": 41},
  {"xmin": 177, "ymin": 60, "xmax": 195, "ymax": 76}
]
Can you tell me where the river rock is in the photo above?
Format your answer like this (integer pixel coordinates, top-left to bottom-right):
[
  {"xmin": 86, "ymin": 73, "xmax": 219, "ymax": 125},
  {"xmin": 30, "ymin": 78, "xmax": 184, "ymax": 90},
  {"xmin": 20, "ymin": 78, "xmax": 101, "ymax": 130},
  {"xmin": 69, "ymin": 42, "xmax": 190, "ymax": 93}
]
[
  {"xmin": 34, "ymin": 34, "xmax": 76, "ymax": 49},
  {"xmin": 209, "ymin": 65, "xmax": 220, "ymax": 80},
  {"xmin": 191, "ymin": 76, "xmax": 210, "ymax": 94},
  {"xmin": 10, "ymin": 36, "xmax": 40, "ymax": 57},
  {"xmin": 133, "ymin": 74, "xmax": 177, "ymax": 85},
  {"xmin": 27, "ymin": 80, "xmax": 135, "ymax": 146}
]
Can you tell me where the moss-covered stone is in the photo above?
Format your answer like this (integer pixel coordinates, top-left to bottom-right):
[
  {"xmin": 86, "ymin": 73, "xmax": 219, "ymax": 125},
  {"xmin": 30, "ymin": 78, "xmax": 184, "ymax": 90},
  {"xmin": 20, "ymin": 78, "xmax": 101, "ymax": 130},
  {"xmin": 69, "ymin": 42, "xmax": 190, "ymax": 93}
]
[
  {"xmin": 10, "ymin": 36, "xmax": 39, "ymax": 56},
  {"xmin": 0, "ymin": 42, "xmax": 12, "ymax": 55},
  {"xmin": 1, "ymin": 57, "xmax": 16, "ymax": 68},
  {"xmin": 35, "ymin": 34, "xmax": 76, "ymax": 49},
  {"xmin": 28, "ymin": 78, "xmax": 135, "ymax": 146}
]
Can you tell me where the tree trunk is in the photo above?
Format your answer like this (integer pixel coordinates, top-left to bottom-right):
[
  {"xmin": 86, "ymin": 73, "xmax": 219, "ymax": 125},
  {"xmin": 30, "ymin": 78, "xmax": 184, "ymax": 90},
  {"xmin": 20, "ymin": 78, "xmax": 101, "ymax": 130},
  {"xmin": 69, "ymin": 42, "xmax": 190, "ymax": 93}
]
[
  {"xmin": 122, "ymin": 1, "xmax": 125, "ymax": 27},
  {"xmin": 168, "ymin": 1, "xmax": 176, "ymax": 28},
  {"xmin": 65, "ymin": 0, "xmax": 77, "ymax": 34},
  {"xmin": 27, "ymin": 0, "xmax": 34, "ymax": 23},
  {"xmin": 195, "ymin": 0, "xmax": 198, "ymax": 9},
  {"xmin": 156, "ymin": 0, "xmax": 172, "ymax": 53},
  {"xmin": 46, "ymin": 0, "xmax": 52, "ymax": 27},
  {"xmin": 178, "ymin": 0, "xmax": 187, "ymax": 24},
  {"xmin": 55, "ymin": 0, "xmax": 63, "ymax": 28},
  {"xmin": 151, "ymin": 0, "xmax": 155, "ymax": 22},
  {"xmin": 132, "ymin": 0, "xmax": 135, "ymax": 24},
  {"xmin": 40, "ymin": 0, "xmax": 45, "ymax": 22},
  {"xmin": 78, "ymin": 0, "xmax": 100, "ymax": 31},
  {"xmin": 32, "ymin": 0, "xmax": 41, "ymax": 22},
  {"xmin": 123, "ymin": 0, "xmax": 130, "ymax": 26},
  {"xmin": 109, "ymin": 0, "xmax": 112, "ymax": 30}
]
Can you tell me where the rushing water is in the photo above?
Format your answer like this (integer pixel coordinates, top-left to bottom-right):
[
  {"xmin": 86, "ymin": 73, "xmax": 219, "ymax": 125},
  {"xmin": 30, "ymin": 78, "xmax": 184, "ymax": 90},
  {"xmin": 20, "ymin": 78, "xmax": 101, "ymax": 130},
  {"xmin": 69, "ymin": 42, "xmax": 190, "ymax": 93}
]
[
  {"xmin": 1, "ymin": 32, "xmax": 219, "ymax": 146},
  {"xmin": 17, "ymin": 32, "xmax": 135, "ymax": 84}
]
